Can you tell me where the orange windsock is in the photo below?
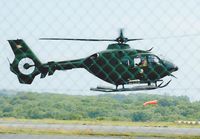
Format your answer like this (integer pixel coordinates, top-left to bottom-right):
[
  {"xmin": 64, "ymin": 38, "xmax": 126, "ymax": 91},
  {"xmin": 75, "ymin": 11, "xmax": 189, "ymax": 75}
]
[{"xmin": 143, "ymin": 100, "xmax": 158, "ymax": 106}]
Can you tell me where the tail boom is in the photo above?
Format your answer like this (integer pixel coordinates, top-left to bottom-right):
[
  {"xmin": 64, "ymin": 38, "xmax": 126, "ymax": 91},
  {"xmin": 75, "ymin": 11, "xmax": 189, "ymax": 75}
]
[{"xmin": 39, "ymin": 59, "xmax": 84, "ymax": 78}]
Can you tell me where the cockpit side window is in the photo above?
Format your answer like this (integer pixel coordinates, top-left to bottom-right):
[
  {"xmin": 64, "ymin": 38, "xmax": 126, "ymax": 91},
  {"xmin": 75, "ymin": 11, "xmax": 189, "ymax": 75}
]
[
  {"xmin": 134, "ymin": 56, "xmax": 141, "ymax": 66},
  {"xmin": 121, "ymin": 56, "xmax": 130, "ymax": 66}
]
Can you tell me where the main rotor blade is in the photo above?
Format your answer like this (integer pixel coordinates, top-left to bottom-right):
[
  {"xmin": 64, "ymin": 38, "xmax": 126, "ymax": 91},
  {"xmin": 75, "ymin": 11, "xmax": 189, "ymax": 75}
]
[
  {"xmin": 40, "ymin": 38, "xmax": 116, "ymax": 42},
  {"xmin": 127, "ymin": 38, "xmax": 144, "ymax": 41},
  {"xmin": 127, "ymin": 33, "xmax": 200, "ymax": 41},
  {"xmin": 143, "ymin": 33, "xmax": 200, "ymax": 40}
]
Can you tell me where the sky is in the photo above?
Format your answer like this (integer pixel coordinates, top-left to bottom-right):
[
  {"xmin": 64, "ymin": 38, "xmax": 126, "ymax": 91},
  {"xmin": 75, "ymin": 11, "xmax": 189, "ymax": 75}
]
[{"xmin": 0, "ymin": 0, "xmax": 200, "ymax": 100}]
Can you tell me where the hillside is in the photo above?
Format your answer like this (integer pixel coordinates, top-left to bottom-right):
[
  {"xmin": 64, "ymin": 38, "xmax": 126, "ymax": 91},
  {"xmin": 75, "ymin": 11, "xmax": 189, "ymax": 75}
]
[{"xmin": 0, "ymin": 91, "xmax": 199, "ymax": 122}]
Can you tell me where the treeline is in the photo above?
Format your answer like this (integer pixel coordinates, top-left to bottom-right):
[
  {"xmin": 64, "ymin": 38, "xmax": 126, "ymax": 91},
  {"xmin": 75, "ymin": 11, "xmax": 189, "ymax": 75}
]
[{"xmin": 0, "ymin": 91, "xmax": 200, "ymax": 122}]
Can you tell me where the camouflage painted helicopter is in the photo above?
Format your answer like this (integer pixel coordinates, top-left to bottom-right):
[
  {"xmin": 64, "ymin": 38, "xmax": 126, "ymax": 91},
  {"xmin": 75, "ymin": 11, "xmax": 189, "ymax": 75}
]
[{"xmin": 8, "ymin": 30, "xmax": 178, "ymax": 92}]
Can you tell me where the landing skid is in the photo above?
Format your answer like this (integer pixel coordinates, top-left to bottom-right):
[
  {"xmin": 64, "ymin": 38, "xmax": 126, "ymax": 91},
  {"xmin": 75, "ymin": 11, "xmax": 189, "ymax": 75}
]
[
  {"xmin": 90, "ymin": 80, "xmax": 172, "ymax": 92},
  {"xmin": 90, "ymin": 85, "xmax": 157, "ymax": 92}
]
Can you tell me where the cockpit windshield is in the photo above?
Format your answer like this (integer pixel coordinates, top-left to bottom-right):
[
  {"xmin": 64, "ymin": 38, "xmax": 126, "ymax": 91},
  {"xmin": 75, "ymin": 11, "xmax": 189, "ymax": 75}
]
[
  {"xmin": 148, "ymin": 55, "xmax": 160, "ymax": 63},
  {"xmin": 157, "ymin": 54, "xmax": 174, "ymax": 67},
  {"xmin": 159, "ymin": 54, "xmax": 170, "ymax": 60}
]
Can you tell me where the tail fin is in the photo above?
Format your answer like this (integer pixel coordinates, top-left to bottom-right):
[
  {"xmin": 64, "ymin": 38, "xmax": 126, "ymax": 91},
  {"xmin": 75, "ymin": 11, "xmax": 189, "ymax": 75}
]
[{"xmin": 8, "ymin": 39, "xmax": 42, "ymax": 84}]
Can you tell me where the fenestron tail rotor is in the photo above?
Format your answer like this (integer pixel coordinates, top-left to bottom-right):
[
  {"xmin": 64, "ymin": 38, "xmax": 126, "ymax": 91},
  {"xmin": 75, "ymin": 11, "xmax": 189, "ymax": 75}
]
[{"xmin": 18, "ymin": 58, "xmax": 36, "ymax": 75}]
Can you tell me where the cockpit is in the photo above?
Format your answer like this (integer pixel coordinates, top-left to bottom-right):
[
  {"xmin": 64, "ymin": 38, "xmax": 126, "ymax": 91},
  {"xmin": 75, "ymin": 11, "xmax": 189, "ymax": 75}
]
[{"xmin": 133, "ymin": 54, "xmax": 161, "ymax": 67}]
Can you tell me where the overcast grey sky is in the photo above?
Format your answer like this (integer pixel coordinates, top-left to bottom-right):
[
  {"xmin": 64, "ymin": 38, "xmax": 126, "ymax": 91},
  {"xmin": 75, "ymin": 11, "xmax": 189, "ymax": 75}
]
[{"xmin": 0, "ymin": 0, "xmax": 200, "ymax": 100}]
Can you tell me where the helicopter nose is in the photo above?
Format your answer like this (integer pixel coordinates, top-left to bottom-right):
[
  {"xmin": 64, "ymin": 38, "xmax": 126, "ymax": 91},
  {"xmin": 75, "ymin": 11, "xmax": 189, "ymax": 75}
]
[
  {"xmin": 163, "ymin": 60, "xmax": 178, "ymax": 72},
  {"xmin": 174, "ymin": 65, "xmax": 178, "ymax": 71},
  {"xmin": 168, "ymin": 63, "xmax": 178, "ymax": 72}
]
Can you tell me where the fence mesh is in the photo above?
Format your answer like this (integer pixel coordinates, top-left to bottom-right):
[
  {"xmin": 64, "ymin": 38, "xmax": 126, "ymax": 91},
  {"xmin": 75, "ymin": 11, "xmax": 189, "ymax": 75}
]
[{"xmin": 0, "ymin": 0, "xmax": 200, "ymax": 100}]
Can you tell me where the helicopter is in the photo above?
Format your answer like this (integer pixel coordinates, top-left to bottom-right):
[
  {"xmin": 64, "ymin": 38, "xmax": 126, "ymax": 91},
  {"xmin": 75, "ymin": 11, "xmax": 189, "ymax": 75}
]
[{"xmin": 8, "ymin": 29, "xmax": 178, "ymax": 92}]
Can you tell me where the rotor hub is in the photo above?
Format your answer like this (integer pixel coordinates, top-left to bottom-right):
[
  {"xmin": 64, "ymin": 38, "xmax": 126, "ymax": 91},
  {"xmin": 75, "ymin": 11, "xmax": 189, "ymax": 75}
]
[{"xmin": 116, "ymin": 37, "xmax": 128, "ymax": 44}]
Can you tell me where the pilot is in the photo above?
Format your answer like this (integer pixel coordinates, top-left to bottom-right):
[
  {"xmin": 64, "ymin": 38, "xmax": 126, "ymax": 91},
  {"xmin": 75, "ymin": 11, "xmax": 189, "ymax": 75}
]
[{"xmin": 139, "ymin": 58, "xmax": 147, "ymax": 67}]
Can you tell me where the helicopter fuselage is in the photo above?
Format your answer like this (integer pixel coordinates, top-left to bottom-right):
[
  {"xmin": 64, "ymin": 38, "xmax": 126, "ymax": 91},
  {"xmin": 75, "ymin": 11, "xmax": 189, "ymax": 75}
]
[
  {"xmin": 53, "ymin": 43, "xmax": 178, "ymax": 86},
  {"xmin": 82, "ymin": 45, "xmax": 177, "ymax": 86}
]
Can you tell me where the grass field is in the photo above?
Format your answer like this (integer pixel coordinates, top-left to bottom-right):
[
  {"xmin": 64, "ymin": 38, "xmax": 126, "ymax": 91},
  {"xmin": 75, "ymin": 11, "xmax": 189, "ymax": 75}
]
[
  {"xmin": 0, "ymin": 118, "xmax": 200, "ymax": 138},
  {"xmin": 1, "ymin": 118, "xmax": 200, "ymax": 128},
  {"xmin": 0, "ymin": 126, "xmax": 200, "ymax": 139}
]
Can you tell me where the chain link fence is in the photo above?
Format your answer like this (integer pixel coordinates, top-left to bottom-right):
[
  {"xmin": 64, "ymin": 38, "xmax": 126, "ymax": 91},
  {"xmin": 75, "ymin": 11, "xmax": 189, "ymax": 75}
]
[{"xmin": 0, "ymin": 0, "xmax": 200, "ymax": 100}]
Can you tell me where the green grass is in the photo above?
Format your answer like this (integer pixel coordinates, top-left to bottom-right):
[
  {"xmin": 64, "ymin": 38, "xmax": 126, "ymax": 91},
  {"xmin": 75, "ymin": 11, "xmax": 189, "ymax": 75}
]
[
  {"xmin": 1, "ymin": 118, "xmax": 200, "ymax": 128},
  {"xmin": 0, "ymin": 118, "xmax": 200, "ymax": 138},
  {"xmin": 0, "ymin": 126, "xmax": 200, "ymax": 139}
]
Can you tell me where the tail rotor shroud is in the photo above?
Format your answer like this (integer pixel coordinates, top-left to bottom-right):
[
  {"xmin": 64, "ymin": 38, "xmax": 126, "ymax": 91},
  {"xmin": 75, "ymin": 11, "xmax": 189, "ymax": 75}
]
[{"xmin": 8, "ymin": 39, "xmax": 41, "ymax": 84}]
